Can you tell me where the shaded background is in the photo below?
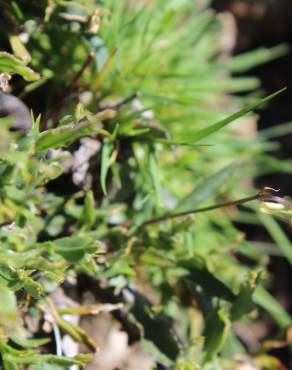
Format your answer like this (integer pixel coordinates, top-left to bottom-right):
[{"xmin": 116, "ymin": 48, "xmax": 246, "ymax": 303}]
[{"xmin": 213, "ymin": 0, "xmax": 292, "ymax": 366}]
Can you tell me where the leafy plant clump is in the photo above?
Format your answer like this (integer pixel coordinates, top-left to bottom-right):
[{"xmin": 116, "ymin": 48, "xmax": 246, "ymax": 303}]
[{"xmin": 0, "ymin": 0, "xmax": 291, "ymax": 369}]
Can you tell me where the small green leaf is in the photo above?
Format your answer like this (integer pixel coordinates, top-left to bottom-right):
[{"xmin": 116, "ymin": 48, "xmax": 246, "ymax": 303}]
[
  {"xmin": 10, "ymin": 334, "xmax": 51, "ymax": 349},
  {"xmin": 35, "ymin": 122, "xmax": 108, "ymax": 152},
  {"xmin": 9, "ymin": 35, "xmax": 31, "ymax": 62},
  {"xmin": 140, "ymin": 248, "xmax": 173, "ymax": 267},
  {"xmin": 54, "ymin": 236, "xmax": 98, "ymax": 262},
  {"xmin": 0, "ymin": 52, "xmax": 39, "ymax": 81},
  {"xmin": 83, "ymin": 191, "xmax": 95, "ymax": 229},
  {"xmin": 23, "ymin": 278, "xmax": 44, "ymax": 299}
]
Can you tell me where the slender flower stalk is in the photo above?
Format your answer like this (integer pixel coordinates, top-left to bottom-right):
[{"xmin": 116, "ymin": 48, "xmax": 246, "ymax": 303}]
[
  {"xmin": 141, "ymin": 193, "xmax": 261, "ymax": 227},
  {"xmin": 140, "ymin": 187, "xmax": 292, "ymax": 227}
]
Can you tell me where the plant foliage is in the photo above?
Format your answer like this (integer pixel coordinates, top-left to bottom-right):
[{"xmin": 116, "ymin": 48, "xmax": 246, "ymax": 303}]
[{"xmin": 0, "ymin": 0, "xmax": 291, "ymax": 369}]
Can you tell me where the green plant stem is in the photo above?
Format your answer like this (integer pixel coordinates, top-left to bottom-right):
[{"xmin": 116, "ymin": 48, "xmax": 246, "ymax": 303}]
[{"xmin": 141, "ymin": 193, "xmax": 261, "ymax": 227}]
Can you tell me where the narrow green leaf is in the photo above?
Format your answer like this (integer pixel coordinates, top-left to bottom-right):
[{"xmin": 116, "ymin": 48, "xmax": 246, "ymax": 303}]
[
  {"xmin": 111, "ymin": 123, "xmax": 120, "ymax": 140},
  {"xmin": 257, "ymin": 213, "xmax": 292, "ymax": 265},
  {"xmin": 149, "ymin": 149, "xmax": 162, "ymax": 206},
  {"xmin": 30, "ymin": 113, "xmax": 41, "ymax": 136},
  {"xmin": 254, "ymin": 285, "xmax": 292, "ymax": 329},
  {"xmin": 259, "ymin": 121, "xmax": 292, "ymax": 139},
  {"xmin": 154, "ymin": 138, "xmax": 209, "ymax": 147},
  {"xmin": 11, "ymin": 1, "xmax": 24, "ymax": 20},
  {"xmin": 190, "ymin": 89, "xmax": 286, "ymax": 143},
  {"xmin": 229, "ymin": 45, "xmax": 289, "ymax": 73},
  {"xmin": 101, "ymin": 141, "xmax": 114, "ymax": 195},
  {"xmin": 176, "ymin": 162, "xmax": 237, "ymax": 212}
]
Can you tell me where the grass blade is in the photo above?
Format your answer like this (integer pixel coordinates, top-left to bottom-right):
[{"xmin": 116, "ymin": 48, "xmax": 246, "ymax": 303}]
[
  {"xmin": 176, "ymin": 162, "xmax": 237, "ymax": 212},
  {"xmin": 254, "ymin": 285, "xmax": 291, "ymax": 329},
  {"xmin": 229, "ymin": 45, "xmax": 289, "ymax": 73},
  {"xmin": 257, "ymin": 213, "xmax": 292, "ymax": 265},
  {"xmin": 259, "ymin": 121, "xmax": 292, "ymax": 139},
  {"xmin": 149, "ymin": 149, "xmax": 163, "ymax": 206},
  {"xmin": 190, "ymin": 88, "xmax": 286, "ymax": 143}
]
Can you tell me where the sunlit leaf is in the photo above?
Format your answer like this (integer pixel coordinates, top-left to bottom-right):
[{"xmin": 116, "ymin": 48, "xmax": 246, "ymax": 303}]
[
  {"xmin": 0, "ymin": 52, "xmax": 39, "ymax": 81},
  {"xmin": 35, "ymin": 122, "xmax": 109, "ymax": 152},
  {"xmin": 54, "ymin": 236, "xmax": 99, "ymax": 262},
  {"xmin": 189, "ymin": 89, "xmax": 285, "ymax": 143}
]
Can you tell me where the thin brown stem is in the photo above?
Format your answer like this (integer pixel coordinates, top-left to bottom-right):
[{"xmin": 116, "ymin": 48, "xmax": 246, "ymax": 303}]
[
  {"xmin": 100, "ymin": 91, "xmax": 139, "ymax": 111},
  {"xmin": 45, "ymin": 52, "xmax": 94, "ymax": 127},
  {"xmin": 141, "ymin": 192, "xmax": 261, "ymax": 227}
]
